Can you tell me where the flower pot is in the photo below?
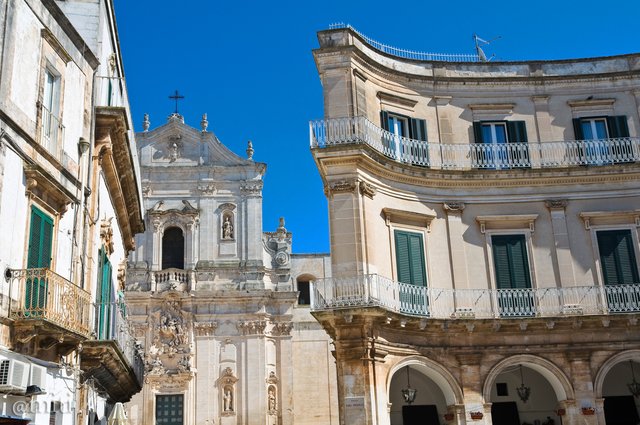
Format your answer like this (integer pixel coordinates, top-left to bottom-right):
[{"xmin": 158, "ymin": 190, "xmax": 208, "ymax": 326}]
[
  {"xmin": 444, "ymin": 413, "xmax": 455, "ymax": 421},
  {"xmin": 470, "ymin": 412, "xmax": 484, "ymax": 420},
  {"xmin": 582, "ymin": 407, "xmax": 595, "ymax": 415},
  {"xmin": 555, "ymin": 408, "xmax": 566, "ymax": 416}
]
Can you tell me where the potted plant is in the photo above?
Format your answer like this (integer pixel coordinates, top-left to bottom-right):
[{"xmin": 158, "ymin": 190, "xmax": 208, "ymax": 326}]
[
  {"xmin": 444, "ymin": 413, "xmax": 455, "ymax": 421},
  {"xmin": 470, "ymin": 411, "xmax": 484, "ymax": 420},
  {"xmin": 582, "ymin": 407, "xmax": 596, "ymax": 415},
  {"xmin": 555, "ymin": 408, "xmax": 566, "ymax": 416}
]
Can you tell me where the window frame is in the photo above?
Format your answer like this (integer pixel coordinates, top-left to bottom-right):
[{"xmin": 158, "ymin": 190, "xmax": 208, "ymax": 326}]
[
  {"xmin": 480, "ymin": 121, "xmax": 508, "ymax": 145},
  {"xmin": 484, "ymin": 229, "xmax": 537, "ymax": 292},
  {"xmin": 389, "ymin": 225, "xmax": 430, "ymax": 287},
  {"xmin": 590, "ymin": 224, "xmax": 640, "ymax": 287}
]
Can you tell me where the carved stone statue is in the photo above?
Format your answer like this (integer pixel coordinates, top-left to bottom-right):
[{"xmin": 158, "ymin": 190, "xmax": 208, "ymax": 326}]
[
  {"xmin": 223, "ymin": 387, "xmax": 233, "ymax": 412},
  {"xmin": 222, "ymin": 216, "xmax": 233, "ymax": 239},
  {"xmin": 169, "ymin": 142, "xmax": 179, "ymax": 162},
  {"xmin": 268, "ymin": 386, "xmax": 276, "ymax": 411}
]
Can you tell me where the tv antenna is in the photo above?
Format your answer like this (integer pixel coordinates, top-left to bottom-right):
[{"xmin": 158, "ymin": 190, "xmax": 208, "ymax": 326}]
[{"xmin": 473, "ymin": 34, "xmax": 501, "ymax": 62}]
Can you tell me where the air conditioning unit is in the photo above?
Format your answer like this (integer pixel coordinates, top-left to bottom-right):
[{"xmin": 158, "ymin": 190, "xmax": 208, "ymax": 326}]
[
  {"xmin": 29, "ymin": 364, "xmax": 47, "ymax": 389},
  {"xmin": 0, "ymin": 359, "xmax": 29, "ymax": 394}
]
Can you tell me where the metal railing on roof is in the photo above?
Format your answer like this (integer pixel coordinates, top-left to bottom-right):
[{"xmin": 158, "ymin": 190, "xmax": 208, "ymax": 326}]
[{"xmin": 328, "ymin": 23, "xmax": 480, "ymax": 62}]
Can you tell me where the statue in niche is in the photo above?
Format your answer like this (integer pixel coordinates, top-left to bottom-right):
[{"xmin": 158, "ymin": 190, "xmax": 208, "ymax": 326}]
[
  {"xmin": 222, "ymin": 216, "xmax": 234, "ymax": 239},
  {"xmin": 177, "ymin": 355, "xmax": 191, "ymax": 372},
  {"xmin": 223, "ymin": 387, "xmax": 233, "ymax": 412},
  {"xmin": 169, "ymin": 142, "xmax": 179, "ymax": 162},
  {"xmin": 268, "ymin": 386, "xmax": 276, "ymax": 412}
]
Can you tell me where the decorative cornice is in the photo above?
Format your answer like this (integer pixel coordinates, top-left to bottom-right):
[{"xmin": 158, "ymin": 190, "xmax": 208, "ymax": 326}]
[
  {"xmin": 41, "ymin": 28, "xmax": 71, "ymax": 63},
  {"xmin": 95, "ymin": 107, "xmax": 144, "ymax": 253},
  {"xmin": 476, "ymin": 214, "xmax": 538, "ymax": 234},
  {"xmin": 567, "ymin": 98, "xmax": 615, "ymax": 108},
  {"xmin": 382, "ymin": 208, "xmax": 436, "ymax": 231},
  {"xmin": 377, "ymin": 91, "xmax": 418, "ymax": 108},
  {"xmin": 468, "ymin": 103, "xmax": 516, "ymax": 112},
  {"xmin": 580, "ymin": 210, "xmax": 640, "ymax": 229}
]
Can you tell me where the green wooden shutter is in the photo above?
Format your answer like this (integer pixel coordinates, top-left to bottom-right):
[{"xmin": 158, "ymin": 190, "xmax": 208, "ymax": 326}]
[
  {"xmin": 597, "ymin": 230, "xmax": 639, "ymax": 285},
  {"xmin": 26, "ymin": 207, "xmax": 53, "ymax": 311},
  {"xmin": 606, "ymin": 116, "xmax": 630, "ymax": 138},
  {"xmin": 96, "ymin": 248, "xmax": 113, "ymax": 339},
  {"xmin": 380, "ymin": 111, "xmax": 390, "ymax": 131},
  {"xmin": 473, "ymin": 122, "xmax": 484, "ymax": 144},
  {"xmin": 27, "ymin": 207, "xmax": 53, "ymax": 268},
  {"xmin": 492, "ymin": 235, "xmax": 532, "ymax": 289},
  {"xmin": 394, "ymin": 230, "xmax": 427, "ymax": 286},
  {"xmin": 573, "ymin": 118, "xmax": 584, "ymax": 140},
  {"xmin": 506, "ymin": 121, "xmax": 528, "ymax": 143}
]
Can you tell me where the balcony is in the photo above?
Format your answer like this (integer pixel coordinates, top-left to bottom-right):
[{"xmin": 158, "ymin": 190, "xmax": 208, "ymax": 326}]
[
  {"xmin": 311, "ymin": 274, "xmax": 640, "ymax": 319},
  {"xmin": 309, "ymin": 116, "xmax": 640, "ymax": 170},
  {"xmin": 80, "ymin": 302, "xmax": 143, "ymax": 402},
  {"xmin": 151, "ymin": 268, "xmax": 193, "ymax": 292},
  {"xmin": 7, "ymin": 268, "xmax": 91, "ymax": 360}
]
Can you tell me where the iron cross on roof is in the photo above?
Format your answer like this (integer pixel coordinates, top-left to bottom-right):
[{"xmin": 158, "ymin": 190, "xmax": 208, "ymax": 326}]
[{"xmin": 169, "ymin": 90, "xmax": 184, "ymax": 114}]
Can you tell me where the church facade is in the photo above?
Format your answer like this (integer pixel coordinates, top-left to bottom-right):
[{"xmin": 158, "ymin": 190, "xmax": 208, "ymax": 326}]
[{"xmin": 124, "ymin": 114, "xmax": 338, "ymax": 425}]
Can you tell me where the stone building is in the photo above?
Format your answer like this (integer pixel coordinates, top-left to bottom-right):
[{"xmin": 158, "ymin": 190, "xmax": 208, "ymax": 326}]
[
  {"xmin": 124, "ymin": 114, "xmax": 338, "ymax": 425},
  {"xmin": 0, "ymin": 1, "xmax": 143, "ymax": 425},
  {"xmin": 309, "ymin": 25, "xmax": 640, "ymax": 425}
]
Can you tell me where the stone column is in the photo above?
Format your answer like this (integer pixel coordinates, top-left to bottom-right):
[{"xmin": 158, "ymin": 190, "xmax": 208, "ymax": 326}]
[
  {"xmin": 457, "ymin": 354, "xmax": 489, "ymax": 424},
  {"xmin": 278, "ymin": 331, "xmax": 294, "ymax": 425},
  {"xmin": 444, "ymin": 202, "xmax": 468, "ymax": 291},
  {"xmin": 545, "ymin": 200, "xmax": 576, "ymax": 288},
  {"xmin": 241, "ymin": 182, "xmax": 263, "ymax": 269}
]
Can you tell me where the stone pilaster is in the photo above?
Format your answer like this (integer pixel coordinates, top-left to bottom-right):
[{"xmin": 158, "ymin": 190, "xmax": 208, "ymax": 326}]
[
  {"xmin": 545, "ymin": 200, "xmax": 576, "ymax": 287},
  {"xmin": 566, "ymin": 351, "xmax": 597, "ymax": 425},
  {"xmin": 443, "ymin": 202, "xmax": 468, "ymax": 290},
  {"xmin": 457, "ymin": 354, "xmax": 488, "ymax": 424},
  {"xmin": 326, "ymin": 179, "xmax": 364, "ymax": 278}
]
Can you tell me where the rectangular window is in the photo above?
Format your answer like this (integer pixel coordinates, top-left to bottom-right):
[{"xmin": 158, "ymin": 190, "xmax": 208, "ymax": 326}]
[
  {"xmin": 472, "ymin": 121, "xmax": 529, "ymax": 168},
  {"xmin": 41, "ymin": 68, "xmax": 61, "ymax": 156},
  {"xmin": 597, "ymin": 230, "xmax": 639, "ymax": 285},
  {"xmin": 394, "ymin": 230, "xmax": 427, "ymax": 286},
  {"xmin": 491, "ymin": 234, "xmax": 534, "ymax": 317},
  {"xmin": 380, "ymin": 111, "xmax": 428, "ymax": 165},
  {"xmin": 573, "ymin": 115, "xmax": 632, "ymax": 164},
  {"xmin": 156, "ymin": 395, "xmax": 184, "ymax": 425}
]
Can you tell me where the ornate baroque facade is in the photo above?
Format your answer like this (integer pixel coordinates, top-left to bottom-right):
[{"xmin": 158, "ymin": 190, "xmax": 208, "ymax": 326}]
[
  {"xmin": 125, "ymin": 115, "xmax": 338, "ymax": 425},
  {"xmin": 309, "ymin": 25, "xmax": 640, "ymax": 425}
]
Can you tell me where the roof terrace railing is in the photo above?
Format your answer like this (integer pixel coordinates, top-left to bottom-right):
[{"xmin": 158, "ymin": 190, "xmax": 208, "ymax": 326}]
[
  {"xmin": 328, "ymin": 23, "xmax": 480, "ymax": 62},
  {"xmin": 311, "ymin": 274, "xmax": 640, "ymax": 318},
  {"xmin": 309, "ymin": 116, "xmax": 640, "ymax": 170}
]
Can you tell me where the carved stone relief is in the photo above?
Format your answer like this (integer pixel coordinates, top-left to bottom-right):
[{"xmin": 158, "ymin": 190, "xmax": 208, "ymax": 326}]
[
  {"xmin": 263, "ymin": 218, "xmax": 292, "ymax": 269},
  {"xmin": 100, "ymin": 217, "xmax": 115, "ymax": 255},
  {"xmin": 237, "ymin": 320, "xmax": 267, "ymax": 336},
  {"xmin": 218, "ymin": 368, "xmax": 238, "ymax": 416},
  {"xmin": 144, "ymin": 299, "xmax": 193, "ymax": 376}
]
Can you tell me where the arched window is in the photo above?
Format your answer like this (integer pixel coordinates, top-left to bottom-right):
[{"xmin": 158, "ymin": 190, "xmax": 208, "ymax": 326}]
[{"xmin": 162, "ymin": 227, "xmax": 184, "ymax": 269}]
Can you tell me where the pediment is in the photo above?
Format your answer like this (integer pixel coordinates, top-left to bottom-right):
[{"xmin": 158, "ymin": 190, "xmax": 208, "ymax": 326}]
[{"xmin": 137, "ymin": 117, "xmax": 253, "ymax": 168}]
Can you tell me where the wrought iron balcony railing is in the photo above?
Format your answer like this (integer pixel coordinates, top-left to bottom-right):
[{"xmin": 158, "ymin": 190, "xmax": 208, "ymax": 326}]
[
  {"xmin": 311, "ymin": 274, "xmax": 640, "ymax": 318},
  {"xmin": 92, "ymin": 301, "xmax": 144, "ymax": 384},
  {"xmin": 8, "ymin": 268, "xmax": 91, "ymax": 336},
  {"xmin": 309, "ymin": 116, "xmax": 640, "ymax": 170}
]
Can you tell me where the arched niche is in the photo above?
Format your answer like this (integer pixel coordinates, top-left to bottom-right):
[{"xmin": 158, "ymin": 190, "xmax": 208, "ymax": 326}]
[{"xmin": 162, "ymin": 226, "xmax": 185, "ymax": 269}]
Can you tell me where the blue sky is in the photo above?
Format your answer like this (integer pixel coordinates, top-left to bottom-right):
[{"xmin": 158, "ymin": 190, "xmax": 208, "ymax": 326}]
[{"xmin": 114, "ymin": 0, "xmax": 639, "ymax": 254}]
